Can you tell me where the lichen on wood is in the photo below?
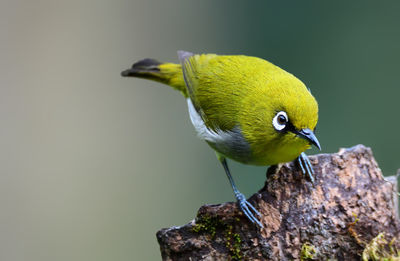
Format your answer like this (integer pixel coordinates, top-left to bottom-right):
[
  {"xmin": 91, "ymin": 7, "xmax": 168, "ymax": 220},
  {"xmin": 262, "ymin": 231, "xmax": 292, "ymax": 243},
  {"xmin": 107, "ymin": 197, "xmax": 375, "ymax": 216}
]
[{"xmin": 156, "ymin": 145, "xmax": 400, "ymax": 260}]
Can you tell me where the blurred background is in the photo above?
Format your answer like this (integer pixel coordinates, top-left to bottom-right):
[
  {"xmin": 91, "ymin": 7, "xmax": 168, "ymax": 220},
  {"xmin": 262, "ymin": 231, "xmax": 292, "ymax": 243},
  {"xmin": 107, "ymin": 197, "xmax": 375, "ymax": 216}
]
[{"xmin": 1, "ymin": 0, "xmax": 399, "ymax": 260}]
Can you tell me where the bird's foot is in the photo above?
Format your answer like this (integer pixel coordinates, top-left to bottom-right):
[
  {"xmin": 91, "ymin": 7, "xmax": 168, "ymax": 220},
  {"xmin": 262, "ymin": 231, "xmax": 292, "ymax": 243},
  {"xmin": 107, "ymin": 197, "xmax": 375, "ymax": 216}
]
[
  {"xmin": 235, "ymin": 192, "xmax": 263, "ymax": 228},
  {"xmin": 297, "ymin": 152, "xmax": 315, "ymax": 183}
]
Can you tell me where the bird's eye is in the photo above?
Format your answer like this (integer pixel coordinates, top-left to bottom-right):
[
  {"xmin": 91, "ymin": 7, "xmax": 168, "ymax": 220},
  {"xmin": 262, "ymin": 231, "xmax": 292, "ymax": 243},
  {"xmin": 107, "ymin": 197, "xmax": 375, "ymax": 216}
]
[
  {"xmin": 278, "ymin": 115, "xmax": 286, "ymax": 124},
  {"xmin": 272, "ymin": 111, "xmax": 288, "ymax": 131}
]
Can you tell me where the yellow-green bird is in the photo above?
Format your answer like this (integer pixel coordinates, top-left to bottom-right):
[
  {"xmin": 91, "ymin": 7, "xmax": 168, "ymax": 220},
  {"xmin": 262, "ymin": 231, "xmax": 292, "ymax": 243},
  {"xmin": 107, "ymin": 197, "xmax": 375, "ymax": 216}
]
[{"xmin": 121, "ymin": 51, "xmax": 320, "ymax": 227}]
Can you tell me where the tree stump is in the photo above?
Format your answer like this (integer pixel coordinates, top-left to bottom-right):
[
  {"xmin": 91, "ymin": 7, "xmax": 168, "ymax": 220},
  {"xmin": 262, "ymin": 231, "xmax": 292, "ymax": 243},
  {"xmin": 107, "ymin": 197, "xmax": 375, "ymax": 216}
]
[{"xmin": 156, "ymin": 145, "xmax": 400, "ymax": 260}]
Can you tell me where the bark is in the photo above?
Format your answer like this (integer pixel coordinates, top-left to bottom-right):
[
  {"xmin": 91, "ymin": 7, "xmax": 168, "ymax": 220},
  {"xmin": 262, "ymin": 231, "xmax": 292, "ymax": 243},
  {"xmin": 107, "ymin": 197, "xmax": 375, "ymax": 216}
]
[{"xmin": 156, "ymin": 145, "xmax": 400, "ymax": 260}]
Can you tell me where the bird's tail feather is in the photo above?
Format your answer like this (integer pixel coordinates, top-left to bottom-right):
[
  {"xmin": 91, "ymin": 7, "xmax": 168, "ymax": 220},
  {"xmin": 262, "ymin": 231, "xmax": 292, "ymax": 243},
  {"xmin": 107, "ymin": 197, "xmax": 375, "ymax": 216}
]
[{"xmin": 121, "ymin": 58, "xmax": 187, "ymax": 97}]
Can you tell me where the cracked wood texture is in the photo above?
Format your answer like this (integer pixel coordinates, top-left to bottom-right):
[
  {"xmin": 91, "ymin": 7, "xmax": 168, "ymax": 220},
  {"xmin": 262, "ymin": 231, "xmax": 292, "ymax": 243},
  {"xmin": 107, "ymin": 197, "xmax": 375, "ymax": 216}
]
[{"xmin": 156, "ymin": 145, "xmax": 400, "ymax": 260}]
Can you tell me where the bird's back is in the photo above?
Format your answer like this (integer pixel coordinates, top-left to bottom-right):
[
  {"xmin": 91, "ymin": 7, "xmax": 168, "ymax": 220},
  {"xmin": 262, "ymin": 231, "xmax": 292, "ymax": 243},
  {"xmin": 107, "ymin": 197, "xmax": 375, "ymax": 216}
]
[{"xmin": 181, "ymin": 54, "xmax": 302, "ymax": 132}]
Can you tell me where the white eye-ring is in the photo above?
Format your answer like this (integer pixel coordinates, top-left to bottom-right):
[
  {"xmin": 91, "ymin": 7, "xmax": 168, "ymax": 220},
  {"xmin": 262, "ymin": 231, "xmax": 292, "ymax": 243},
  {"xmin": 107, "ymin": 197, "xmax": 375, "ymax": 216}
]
[{"xmin": 272, "ymin": 111, "xmax": 288, "ymax": 131}]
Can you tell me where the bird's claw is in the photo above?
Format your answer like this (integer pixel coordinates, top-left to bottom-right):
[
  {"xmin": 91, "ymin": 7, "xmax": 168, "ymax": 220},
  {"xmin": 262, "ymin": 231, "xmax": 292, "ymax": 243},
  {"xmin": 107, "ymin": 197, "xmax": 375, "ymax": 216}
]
[
  {"xmin": 235, "ymin": 192, "xmax": 263, "ymax": 228},
  {"xmin": 297, "ymin": 152, "xmax": 315, "ymax": 183}
]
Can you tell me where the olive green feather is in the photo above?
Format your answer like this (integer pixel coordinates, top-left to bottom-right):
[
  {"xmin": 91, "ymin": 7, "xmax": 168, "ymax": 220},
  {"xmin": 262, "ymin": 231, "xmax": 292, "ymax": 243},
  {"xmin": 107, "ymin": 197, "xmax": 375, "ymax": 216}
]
[{"xmin": 122, "ymin": 52, "xmax": 318, "ymax": 165}]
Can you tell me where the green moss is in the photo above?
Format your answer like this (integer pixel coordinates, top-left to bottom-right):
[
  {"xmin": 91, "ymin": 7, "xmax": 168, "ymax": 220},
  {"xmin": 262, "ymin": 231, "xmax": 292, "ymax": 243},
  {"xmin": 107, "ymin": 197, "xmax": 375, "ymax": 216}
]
[
  {"xmin": 192, "ymin": 214, "xmax": 223, "ymax": 238},
  {"xmin": 225, "ymin": 224, "xmax": 242, "ymax": 260},
  {"xmin": 300, "ymin": 242, "xmax": 316, "ymax": 260},
  {"xmin": 192, "ymin": 215, "xmax": 243, "ymax": 260},
  {"xmin": 362, "ymin": 233, "xmax": 400, "ymax": 261}
]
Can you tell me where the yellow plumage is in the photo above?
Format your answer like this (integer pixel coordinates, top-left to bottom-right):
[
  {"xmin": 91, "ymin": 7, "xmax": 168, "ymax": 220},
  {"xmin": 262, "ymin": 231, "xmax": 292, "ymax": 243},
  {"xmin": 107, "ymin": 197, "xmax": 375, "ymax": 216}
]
[
  {"xmin": 122, "ymin": 51, "xmax": 320, "ymax": 227},
  {"xmin": 122, "ymin": 52, "xmax": 318, "ymax": 165}
]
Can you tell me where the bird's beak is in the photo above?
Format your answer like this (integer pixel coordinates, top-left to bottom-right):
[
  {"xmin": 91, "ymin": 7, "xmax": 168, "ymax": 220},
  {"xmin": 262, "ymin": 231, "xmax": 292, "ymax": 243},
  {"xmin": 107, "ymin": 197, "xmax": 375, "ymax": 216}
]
[{"xmin": 297, "ymin": 128, "xmax": 321, "ymax": 150}]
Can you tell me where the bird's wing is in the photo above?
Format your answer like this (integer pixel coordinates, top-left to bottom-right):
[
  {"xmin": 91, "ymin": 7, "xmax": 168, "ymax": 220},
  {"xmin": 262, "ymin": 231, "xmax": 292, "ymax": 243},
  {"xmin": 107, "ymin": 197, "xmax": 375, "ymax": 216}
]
[
  {"xmin": 178, "ymin": 50, "xmax": 237, "ymax": 131},
  {"xmin": 178, "ymin": 51, "xmax": 212, "ymax": 126}
]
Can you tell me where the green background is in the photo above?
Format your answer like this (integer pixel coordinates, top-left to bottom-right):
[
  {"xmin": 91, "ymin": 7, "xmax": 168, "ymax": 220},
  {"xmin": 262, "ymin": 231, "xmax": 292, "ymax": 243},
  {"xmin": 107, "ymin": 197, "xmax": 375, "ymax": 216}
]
[{"xmin": 1, "ymin": 0, "xmax": 399, "ymax": 260}]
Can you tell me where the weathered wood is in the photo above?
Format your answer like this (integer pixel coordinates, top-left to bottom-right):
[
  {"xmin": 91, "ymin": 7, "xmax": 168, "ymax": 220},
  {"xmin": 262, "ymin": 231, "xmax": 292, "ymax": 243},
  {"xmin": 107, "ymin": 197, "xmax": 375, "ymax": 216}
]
[{"xmin": 156, "ymin": 145, "xmax": 400, "ymax": 260}]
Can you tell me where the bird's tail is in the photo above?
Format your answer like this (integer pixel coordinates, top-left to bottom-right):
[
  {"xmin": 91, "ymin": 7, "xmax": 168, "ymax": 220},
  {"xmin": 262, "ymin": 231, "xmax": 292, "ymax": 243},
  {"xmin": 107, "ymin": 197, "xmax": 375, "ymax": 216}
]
[{"xmin": 121, "ymin": 58, "xmax": 187, "ymax": 97}]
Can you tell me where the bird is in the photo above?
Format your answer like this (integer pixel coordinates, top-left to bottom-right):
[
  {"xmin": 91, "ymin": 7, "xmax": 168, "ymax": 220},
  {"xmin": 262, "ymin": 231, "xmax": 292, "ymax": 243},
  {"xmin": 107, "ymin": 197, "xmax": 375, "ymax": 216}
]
[{"xmin": 121, "ymin": 51, "xmax": 321, "ymax": 227}]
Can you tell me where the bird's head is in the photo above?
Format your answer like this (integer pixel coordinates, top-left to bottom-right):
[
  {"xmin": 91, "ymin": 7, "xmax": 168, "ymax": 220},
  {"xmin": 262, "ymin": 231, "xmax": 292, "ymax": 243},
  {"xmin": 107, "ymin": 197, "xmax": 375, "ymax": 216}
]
[{"xmin": 241, "ymin": 74, "xmax": 320, "ymax": 165}]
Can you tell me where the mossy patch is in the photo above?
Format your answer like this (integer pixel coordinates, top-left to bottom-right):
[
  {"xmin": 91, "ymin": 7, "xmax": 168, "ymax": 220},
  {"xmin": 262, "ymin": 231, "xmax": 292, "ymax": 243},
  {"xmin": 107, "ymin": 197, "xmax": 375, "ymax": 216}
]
[
  {"xmin": 192, "ymin": 214, "xmax": 224, "ymax": 238},
  {"xmin": 300, "ymin": 242, "xmax": 316, "ymax": 260},
  {"xmin": 192, "ymin": 215, "xmax": 243, "ymax": 260},
  {"xmin": 225, "ymin": 224, "xmax": 242, "ymax": 260},
  {"xmin": 347, "ymin": 214, "xmax": 400, "ymax": 260},
  {"xmin": 362, "ymin": 233, "xmax": 400, "ymax": 261}
]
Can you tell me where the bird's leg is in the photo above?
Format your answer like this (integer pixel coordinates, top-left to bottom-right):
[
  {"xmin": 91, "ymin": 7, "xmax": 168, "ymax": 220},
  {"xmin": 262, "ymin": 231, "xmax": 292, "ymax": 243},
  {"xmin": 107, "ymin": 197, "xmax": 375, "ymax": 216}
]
[
  {"xmin": 219, "ymin": 157, "xmax": 263, "ymax": 228},
  {"xmin": 297, "ymin": 152, "xmax": 315, "ymax": 183}
]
